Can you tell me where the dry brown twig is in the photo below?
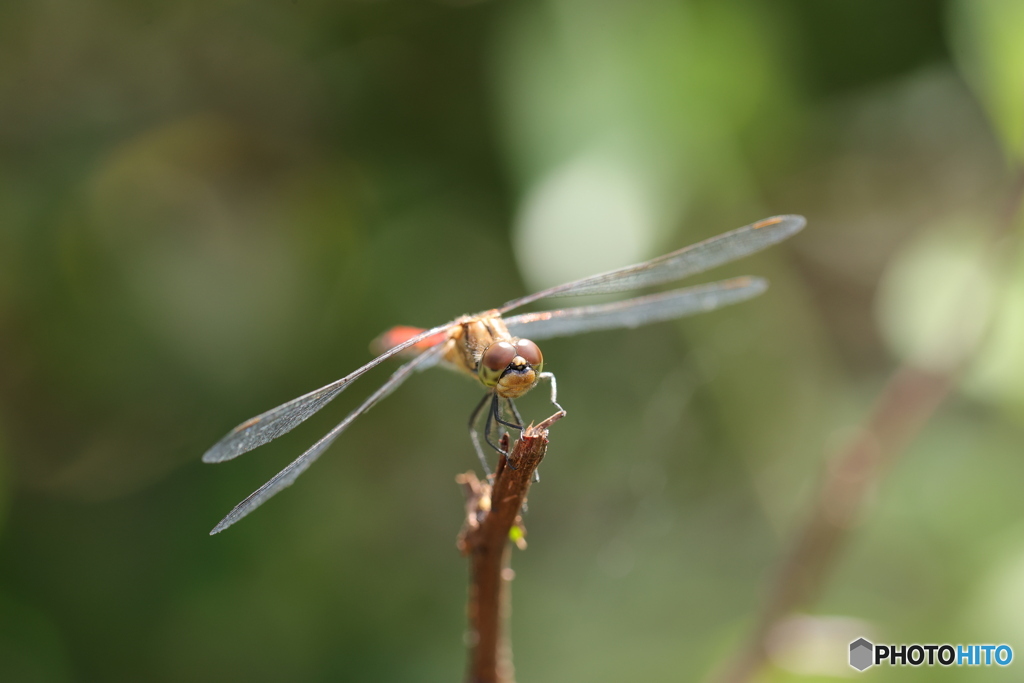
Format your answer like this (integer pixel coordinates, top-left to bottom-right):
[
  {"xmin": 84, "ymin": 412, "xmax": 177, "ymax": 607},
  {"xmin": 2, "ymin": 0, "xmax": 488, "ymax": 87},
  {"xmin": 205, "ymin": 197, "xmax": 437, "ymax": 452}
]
[{"xmin": 457, "ymin": 409, "xmax": 565, "ymax": 683}]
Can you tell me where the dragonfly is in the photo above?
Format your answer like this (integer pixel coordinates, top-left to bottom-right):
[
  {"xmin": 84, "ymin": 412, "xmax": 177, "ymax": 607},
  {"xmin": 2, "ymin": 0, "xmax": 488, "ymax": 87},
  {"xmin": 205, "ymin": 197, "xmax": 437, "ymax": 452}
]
[{"xmin": 203, "ymin": 214, "xmax": 805, "ymax": 534}]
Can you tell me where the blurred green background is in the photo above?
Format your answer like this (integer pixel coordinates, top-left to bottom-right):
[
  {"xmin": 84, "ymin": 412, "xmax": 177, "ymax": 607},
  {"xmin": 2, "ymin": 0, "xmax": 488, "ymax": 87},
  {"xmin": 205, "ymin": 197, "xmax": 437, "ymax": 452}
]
[{"xmin": 3, "ymin": 0, "xmax": 1024, "ymax": 681}]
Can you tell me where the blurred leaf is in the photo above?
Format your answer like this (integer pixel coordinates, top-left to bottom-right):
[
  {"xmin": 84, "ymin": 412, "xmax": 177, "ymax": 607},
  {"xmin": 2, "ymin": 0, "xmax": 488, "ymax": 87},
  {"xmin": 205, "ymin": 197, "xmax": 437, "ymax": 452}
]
[
  {"xmin": 512, "ymin": 152, "xmax": 659, "ymax": 291},
  {"xmin": 966, "ymin": 535, "xmax": 1024, "ymax": 647},
  {"xmin": 950, "ymin": 0, "xmax": 1024, "ymax": 158},
  {"xmin": 875, "ymin": 218, "xmax": 994, "ymax": 371},
  {"xmin": 964, "ymin": 250, "xmax": 1024, "ymax": 421},
  {"xmin": 494, "ymin": 0, "xmax": 795, "ymax": 291}
]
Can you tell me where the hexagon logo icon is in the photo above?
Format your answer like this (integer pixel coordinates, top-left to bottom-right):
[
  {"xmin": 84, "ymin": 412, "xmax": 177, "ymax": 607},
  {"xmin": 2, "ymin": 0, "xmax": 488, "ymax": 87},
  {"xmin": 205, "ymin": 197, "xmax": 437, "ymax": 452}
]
[{"xmin": 849, "ymin": 638, "xmax": 874, "ymax": 671}]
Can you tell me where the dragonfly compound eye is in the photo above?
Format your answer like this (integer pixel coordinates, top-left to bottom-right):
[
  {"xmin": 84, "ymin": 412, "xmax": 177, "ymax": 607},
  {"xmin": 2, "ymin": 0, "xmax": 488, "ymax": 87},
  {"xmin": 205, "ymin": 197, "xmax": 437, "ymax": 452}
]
[
  {"xmin": 478, "ymin": 341, "xmax": 517, "ymax": 386},
  {"xmin": 514, "ymin": 339, "xmax": 543, "ymax": 373}
]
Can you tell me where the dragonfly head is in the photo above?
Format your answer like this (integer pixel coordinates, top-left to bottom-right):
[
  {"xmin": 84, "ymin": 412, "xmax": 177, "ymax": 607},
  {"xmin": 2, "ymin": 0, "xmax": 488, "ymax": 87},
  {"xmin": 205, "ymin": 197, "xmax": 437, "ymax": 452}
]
[{"xmin": 478, "ymin": 339, "xmax": 544, "ymax": 399}]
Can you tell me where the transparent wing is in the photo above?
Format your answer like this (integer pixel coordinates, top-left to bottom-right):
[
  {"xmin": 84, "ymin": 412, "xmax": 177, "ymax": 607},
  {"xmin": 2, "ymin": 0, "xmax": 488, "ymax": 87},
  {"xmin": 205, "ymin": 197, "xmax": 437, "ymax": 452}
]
[
  {"xmin": 504, "ymin": 276, "xmax": 767, "ymax": 340},
  {"xmin": 499, "ymin": 214, "xmax": 804, "ymax": 313},
  {"xmin": 202, "ymin": 320, "xmax": 456, "ymax": 463},
  {"xmin": 209, "ymin": 343, "xmax": 446, "ymax": 534}
]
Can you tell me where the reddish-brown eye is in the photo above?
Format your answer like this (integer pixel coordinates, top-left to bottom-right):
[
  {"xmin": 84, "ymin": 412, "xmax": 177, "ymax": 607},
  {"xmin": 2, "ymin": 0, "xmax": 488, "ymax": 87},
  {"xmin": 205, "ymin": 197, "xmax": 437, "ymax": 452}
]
[
  {"xmin": 481, "ymin": 341, "xmax": 517, "ymax": 372},
  {"xmin": 515, "ymin": 339, "xmax": 543, "ymax": 367}
]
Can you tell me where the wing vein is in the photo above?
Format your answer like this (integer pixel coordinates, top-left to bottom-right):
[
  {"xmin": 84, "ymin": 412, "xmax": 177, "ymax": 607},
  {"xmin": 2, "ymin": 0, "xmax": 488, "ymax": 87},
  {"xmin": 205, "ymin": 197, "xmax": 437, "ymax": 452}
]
[
  {"xmin": 202, "ymin": 320, "xmax": 456, "ymax": 463},
  {"xmin": 500, "ymin": 214, "xmax": 803, "ymax": 312},
  {"xmin": 504, "ymin": 277, "xmax": 768, "ymax": 340},
  {"xmin": 209, "ymin": 344, "xmax": 445, "ymax": 534}
]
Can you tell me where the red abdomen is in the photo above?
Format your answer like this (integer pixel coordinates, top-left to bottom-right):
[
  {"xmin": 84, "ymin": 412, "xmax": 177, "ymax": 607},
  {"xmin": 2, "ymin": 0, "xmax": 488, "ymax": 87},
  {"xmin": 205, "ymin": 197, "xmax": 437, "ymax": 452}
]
[{"xmin": 371, "ymin": 325, "xmax": 448, "ymax": 356}]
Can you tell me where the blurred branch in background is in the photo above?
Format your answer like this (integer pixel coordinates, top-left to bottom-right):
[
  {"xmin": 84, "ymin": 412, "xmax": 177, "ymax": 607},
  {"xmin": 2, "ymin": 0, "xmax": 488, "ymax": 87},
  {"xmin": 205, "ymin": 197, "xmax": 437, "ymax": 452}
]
[
  {"xmin": 710, "ymin": 169, "xmax": 1024, "ymax": 683},
  {"xmin": 458, "ymin": 410, "xmax": 564, "ymax": 683}
]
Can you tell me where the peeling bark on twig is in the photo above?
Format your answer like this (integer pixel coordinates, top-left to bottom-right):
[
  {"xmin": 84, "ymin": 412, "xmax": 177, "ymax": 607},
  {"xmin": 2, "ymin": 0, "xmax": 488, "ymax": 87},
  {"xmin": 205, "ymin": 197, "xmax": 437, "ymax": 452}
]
[{"xmin": 457, "ymin": 410, "xmax": 564, "ymax": 683}]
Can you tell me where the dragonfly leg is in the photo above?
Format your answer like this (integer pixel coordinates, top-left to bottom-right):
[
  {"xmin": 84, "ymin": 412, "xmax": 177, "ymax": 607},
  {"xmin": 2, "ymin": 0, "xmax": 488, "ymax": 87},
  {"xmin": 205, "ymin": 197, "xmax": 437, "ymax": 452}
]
[
  {"xmin": 505, "ymin": 398, "xmax": 525, "ymax": 430},
  {"xmin": 468, "ymin": 391, "xmax": 493, "ymax": 477},
  {"xmin": 537, "ymin": 371, "xmax": 566, "ymax": 418},
  {"xmin": 494, "ymin": 396, "xmax": 523, "ymax": 432},
  {"xmin": 487, "ymin": 393, "xmax": 519, "ymax": 469},
  {"xmin": 483, "ymin": 393, "xmax": 511, "ymax": 459},
  {"xmin": 494, "ymin": 395, "xmax": 525, "ymax": 468}
]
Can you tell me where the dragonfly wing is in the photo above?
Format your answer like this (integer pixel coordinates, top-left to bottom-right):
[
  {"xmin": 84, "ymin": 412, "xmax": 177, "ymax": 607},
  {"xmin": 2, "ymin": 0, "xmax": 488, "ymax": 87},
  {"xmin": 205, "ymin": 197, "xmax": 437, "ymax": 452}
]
[
  {"xmin": 202, "ymin": 320, "xmax": 456, "ymax": 463},
  {"xmin": 209, "ymin": 343, "xmax": 445, "ymax": 534},
  {"xmin": 504, "ymin": 276, "xmax": 767, "ymax": 340},
  {"xmin": 500, "ymin": 215, "xmax": 803, "ymax": 312}
]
